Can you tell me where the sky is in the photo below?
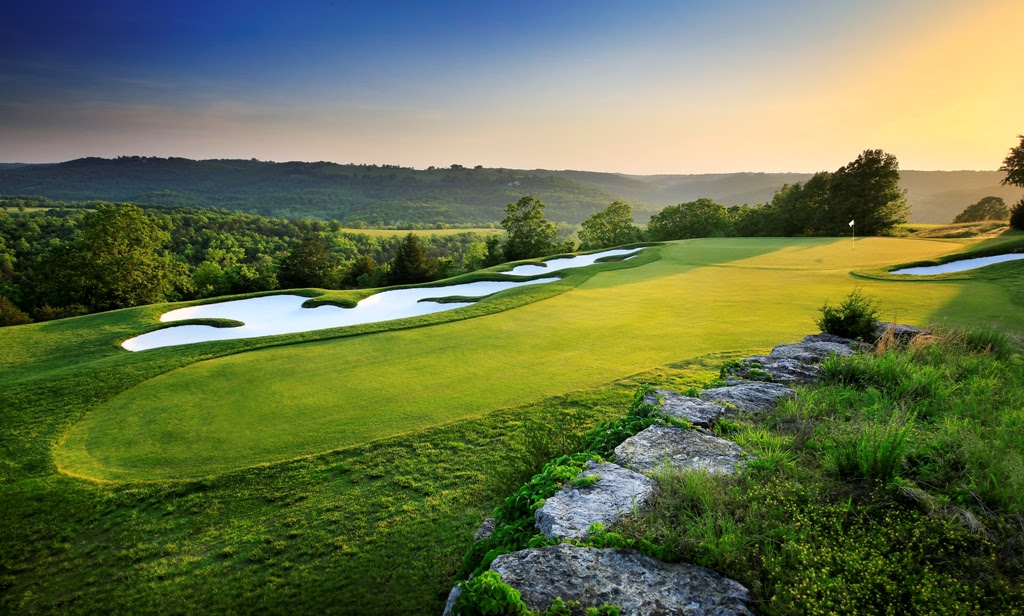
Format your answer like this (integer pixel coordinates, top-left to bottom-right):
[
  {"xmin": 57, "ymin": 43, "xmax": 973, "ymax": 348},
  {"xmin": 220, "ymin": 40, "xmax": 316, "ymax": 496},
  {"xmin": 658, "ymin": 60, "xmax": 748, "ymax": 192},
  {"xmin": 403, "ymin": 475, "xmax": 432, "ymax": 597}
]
[{"xmin": 1, "ymin": 0, "xmax": 1021, "ymax": 174}]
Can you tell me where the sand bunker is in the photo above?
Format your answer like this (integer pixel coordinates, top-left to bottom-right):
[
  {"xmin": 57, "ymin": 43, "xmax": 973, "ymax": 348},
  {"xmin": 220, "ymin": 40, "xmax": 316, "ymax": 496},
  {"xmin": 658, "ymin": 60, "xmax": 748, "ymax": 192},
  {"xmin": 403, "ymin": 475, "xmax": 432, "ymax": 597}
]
[
  {"xmin": 123, "ymin": 248, "xmax": 641, "ymax": 351},
  {"xmin": 503, "ymin": 249, "xmax": 638, "ymax": 276},
  {"xmin": 891, "ymin": 253, "xmax": 1024, "ymax": 276}
]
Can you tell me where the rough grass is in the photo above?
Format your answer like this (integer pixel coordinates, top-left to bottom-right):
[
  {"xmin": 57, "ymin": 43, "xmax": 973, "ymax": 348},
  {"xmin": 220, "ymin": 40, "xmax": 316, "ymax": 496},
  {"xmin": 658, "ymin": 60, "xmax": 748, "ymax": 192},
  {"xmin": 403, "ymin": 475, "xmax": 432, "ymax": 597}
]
[{"xmin": 617, "ymin": 330, "xmax": 1024, "ymax": 615}]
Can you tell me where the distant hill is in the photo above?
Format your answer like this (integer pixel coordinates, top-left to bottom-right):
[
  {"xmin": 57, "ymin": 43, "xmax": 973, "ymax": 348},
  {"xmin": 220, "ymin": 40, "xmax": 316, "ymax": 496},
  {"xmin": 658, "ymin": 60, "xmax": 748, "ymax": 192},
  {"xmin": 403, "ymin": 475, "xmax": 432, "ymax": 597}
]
[{"xmin": 0, "ymin": 156, "xmax": 1016, "ymax": 225}]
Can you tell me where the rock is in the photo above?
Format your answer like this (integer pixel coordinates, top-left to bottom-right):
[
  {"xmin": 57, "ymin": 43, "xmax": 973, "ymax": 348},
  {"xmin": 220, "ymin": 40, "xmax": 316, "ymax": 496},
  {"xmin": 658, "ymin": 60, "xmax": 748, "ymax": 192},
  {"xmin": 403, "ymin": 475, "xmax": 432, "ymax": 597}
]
[
  {"xmin": 700, "ymin": 381, "xmax": 796, "ymax": 414},
  {"xmin": 873, "ymin": 322, "xmax": 929, "ymax": 343},
  {"xmin": 728, "ymin": 355, "xmax": 822, "ymax": 384},
  {"xmin": 490, "ymin": 544, "xmax": 754, "ymax": 616},
  {"xmin": 614, "ymin": 425, "xmax": 749, "ymax": 476},
  {"xmin": 767, "ymin": 333, "xmax": 860, "ymax": 364},
  {"xmin": 441, "ymin": 584, "xmax": 461, "ymax": 616},
  {"xmin": 534, "ymin": 461, "xmax": 655, "ymax": 540},
  {"xmin": 473, "ymin": 518, "xmax": 495, "ymax": 542},
  {"xmin": 643, "ymin": 389, "xmax": 728, "ymax": 428}
]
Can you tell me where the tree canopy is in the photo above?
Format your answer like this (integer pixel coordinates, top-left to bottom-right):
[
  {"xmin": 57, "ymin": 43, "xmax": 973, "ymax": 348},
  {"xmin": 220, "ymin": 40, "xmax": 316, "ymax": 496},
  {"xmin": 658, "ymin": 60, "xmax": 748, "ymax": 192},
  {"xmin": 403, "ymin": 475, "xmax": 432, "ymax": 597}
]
[
  {"xmin": 1000, "ymin": 136, "xmax": 1024, "ymax": 231},
  {"xmin": 388, "ymin": 233, "xmax": 437, "ymax": 285},
  {"xmin": 578, "ymin": 201, "xmax": 641, "ymax": 249},
  {"xmin": 824, "ymin": 149, "xmax": 908, "ymax": 236},
  {"xmin": 501, "ymin": 196, "xmax": 556, "ymax": 262},
  {"xmin": 647, "ymin": 198, "xmax": 732, "ymax": 241},
  {"xmin": 37, "ymin": 204, "xmax": 187, "ymax": 311},
  {"xmin": 952, "ymin": 196, "xmax": 1009, "ymax": 223},
  {"xmin": 277, "ymin": 235, "xmax": 340, "ymax": 289}
]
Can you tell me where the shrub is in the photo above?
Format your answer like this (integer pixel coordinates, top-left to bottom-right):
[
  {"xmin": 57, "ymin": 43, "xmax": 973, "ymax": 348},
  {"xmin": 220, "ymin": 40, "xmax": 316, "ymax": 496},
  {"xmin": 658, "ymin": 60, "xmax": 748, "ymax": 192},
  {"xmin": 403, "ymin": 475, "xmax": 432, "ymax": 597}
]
[
  {"xmin": 1011, "ymin": 198, "xmax": 1024, "ymax": 231},
  {"xmin": 453, "ymin": 570, "xmax": 531, "ymax": 616},
  {"xmin": 816, "ymin": 288, "xmax": 879, "ymax": 341},
  {"xmin": 0, "ymin": 296, "xmax": 32, "ymax": 327}
]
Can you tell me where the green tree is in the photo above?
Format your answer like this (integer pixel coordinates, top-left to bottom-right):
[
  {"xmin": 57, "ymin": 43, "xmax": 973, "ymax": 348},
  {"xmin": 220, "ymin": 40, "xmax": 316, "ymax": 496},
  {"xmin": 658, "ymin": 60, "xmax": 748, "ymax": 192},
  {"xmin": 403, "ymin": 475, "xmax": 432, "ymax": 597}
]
[
  {"xmin": 463, "ymin": 241, "xmax": 488, "ymax": 271},
  {"xmin": 952, "ymin": 196, "xmax": 1009, "ymax": 223},
  {"xmin": 278, "ymin": 235, "xmax": 340, "ymax": 289},
  {"xmin": 388, "ymin": 233, "xmax": 437, "ymax": 285},
  {"xmin": 501, "ymin": 196, "xmax": 556, "ymax": 262},
  {"xmin": 647, "ymin": 198, "xmax": 732, "ymax": 241},
  {"xmin": 0, "ymin": 295, "xmax": 31, "ymax": 327},
  {"xmin": 824, "ymin": 149, "xmax": 908, "ymax": 236},
  {"xmin": 1000, "ymin": 136, "xmax": 1024, "ymax": 230},
  {"xmin": 578, "ymin": 201, "xmax": 642, "ymax": 249},
  {"xmin": 36, "ymin": 204, "xmax": 188, "ymax": 311},
  {"xmin": 1000, "ymin": 135, "xmax": 1024, "ymax": 188},
  {"xmin": 482, "ymin": 235, "xmax": 504, "ymax": 267},
  {"xmin": 344, "ymin": 253, "xmax": 377, "ymax": 287}
]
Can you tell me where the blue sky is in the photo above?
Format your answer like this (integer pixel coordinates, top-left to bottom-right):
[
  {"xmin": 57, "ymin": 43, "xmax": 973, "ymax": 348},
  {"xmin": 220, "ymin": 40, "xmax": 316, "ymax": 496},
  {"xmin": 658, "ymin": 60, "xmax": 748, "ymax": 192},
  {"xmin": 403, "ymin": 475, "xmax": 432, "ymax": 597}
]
[{"xmin": 2, "ymin": 0, "xmax": 1021, "ymax": 173}]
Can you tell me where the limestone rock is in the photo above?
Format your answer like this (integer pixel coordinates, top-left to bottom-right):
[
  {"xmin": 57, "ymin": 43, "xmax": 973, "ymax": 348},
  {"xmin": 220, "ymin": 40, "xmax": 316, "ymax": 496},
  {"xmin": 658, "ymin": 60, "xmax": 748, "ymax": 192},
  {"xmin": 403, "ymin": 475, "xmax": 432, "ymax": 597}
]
[
  {"xmin": 767, "ymin": 333, "xmax": 859, "ymax": 363},
  {"xmin": 700, "ymin": 381, "xmax": 796, "ymax": 414},
  {"xmin": 490, "ymin": 544, "xmax": 753, "ymax": 616},
  {"xmin": 534, "ymin": 461, "xmax": 655, "ymax": 540},
  {"xmin": 873, "ymin": 322, "xmax": 929, "ymax": 343},
  {"xmin": 614, "ymin": 425, "xmax": 749, "ymax": 476},
  {"xmin": 473, "ymin": 518, "xmax": 495, "ymax": 542},
  {"xmin": 728, "ymin": 355, "xmax": 822, "ymax": 384},
  {"xmin": 643, "ymin": 389, "xmax": 728, "ymax": 428},
  {"xmin": 442, "ymin": 584, "xmax": 461, "ymax": 616}
]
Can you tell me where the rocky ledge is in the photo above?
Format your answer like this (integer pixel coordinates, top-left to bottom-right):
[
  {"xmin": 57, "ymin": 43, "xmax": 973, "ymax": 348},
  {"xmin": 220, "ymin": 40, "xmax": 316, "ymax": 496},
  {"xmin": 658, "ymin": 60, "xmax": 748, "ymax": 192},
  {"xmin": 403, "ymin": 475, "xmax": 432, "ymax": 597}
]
[
  {"xmin": 614, "ymin": 424, "xmax": 749, "ymax": 476},
  {"xmin": 491, "ymin": 544, "xmax": 754, "ymax": 616},
  {"xmin": 643, "ymin": 388, "xmax": 728, "ymax": 428},
  {"xmin": 700, "ymin": 380, "xmax": 796, "ymax": 413},
  {"xmin": 534, "ymin": 461, "xmax": 656, "ymax": 540}
]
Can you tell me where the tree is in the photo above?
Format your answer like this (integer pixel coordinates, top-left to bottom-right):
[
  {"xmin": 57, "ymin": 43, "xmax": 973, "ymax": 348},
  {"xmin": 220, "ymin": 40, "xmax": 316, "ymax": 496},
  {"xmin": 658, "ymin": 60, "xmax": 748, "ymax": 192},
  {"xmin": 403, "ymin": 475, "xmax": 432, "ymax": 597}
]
[
  {"xmin": 0, "ymin": 295, "xmax": 31, "ymax": 327},
  {"xmin": 343, "ymin": 253, "xmax": 377, "ymax": 287},
  {"xmin": 501, "ymin": 196, "xmax": 556, "ymax": 262},
  {"xmin": 482, "ymin": 235, "xmax": 504, "ymax": 267},
  {"xmin": 952, "ymin": 196, "xmax": 1009, "ymax": 223},
  {"xmin": 388, "ymin": 233, "xmax": 437, "ymax": 285},
  {"xmin": 1000, "ymin": 136, "xmax": 1024, "ymax": 231},
  {"xmin": 278, "ymin": 235, "xmax": 340, "ymax": 289},
  {"xmin": 578, "ymin": 201, "xmax": 642, "ymax": 249},
  {"xmin": 647, "ymin": 198, "xmax": 732, "ymax": 241},
  {"xmin": 1000, "ymin": 135, "xmax": 1024, "ymax": 189},
  {"xmin": 824, "ymin": 149, "xmax": 908, "ymax": 236},
  {"xmin": 36, "ymin": 204, "xmax": 188, "ymax": 311}
]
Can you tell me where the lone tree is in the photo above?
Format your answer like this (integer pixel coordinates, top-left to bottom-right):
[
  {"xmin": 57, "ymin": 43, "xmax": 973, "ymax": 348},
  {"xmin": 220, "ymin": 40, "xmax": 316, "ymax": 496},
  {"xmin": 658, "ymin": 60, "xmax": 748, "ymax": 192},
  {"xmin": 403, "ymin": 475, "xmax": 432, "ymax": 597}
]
[
  {"xmin": 952, "ymin": 196, "xmax": 1009, "ymax": 223},
  {"xmin": 824, "ymin": 149, "xmax": 909, "ymax": 236},
  {"xmin": 1000, "ymin": 135, "xmax": 1024, "ymax": 230},
  {"xmin": 579, "ymin": 201, "xmax": 642, "ymax": 249},
  {"xmin": 501, "ymin": 196, "xmax": 556, "ymax": 262},
  {"xmin": 388, "ymin": 233, "xmax": 437, "ymax": 285},
  {"xmin": 278, "ymin": 234, "xmax": 340, "ymax": 289},
  {"xmin": 37, "ymin": 204, "xmax": 187, "ymax": 311}
]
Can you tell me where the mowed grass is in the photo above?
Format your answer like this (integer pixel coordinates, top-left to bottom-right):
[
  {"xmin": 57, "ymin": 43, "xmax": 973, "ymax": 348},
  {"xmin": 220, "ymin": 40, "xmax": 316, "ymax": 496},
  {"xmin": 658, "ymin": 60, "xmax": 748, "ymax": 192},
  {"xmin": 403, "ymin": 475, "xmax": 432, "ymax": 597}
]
[{"xmin": 57, "ymin": 236, "xmax": 1023, "ymax": 481}]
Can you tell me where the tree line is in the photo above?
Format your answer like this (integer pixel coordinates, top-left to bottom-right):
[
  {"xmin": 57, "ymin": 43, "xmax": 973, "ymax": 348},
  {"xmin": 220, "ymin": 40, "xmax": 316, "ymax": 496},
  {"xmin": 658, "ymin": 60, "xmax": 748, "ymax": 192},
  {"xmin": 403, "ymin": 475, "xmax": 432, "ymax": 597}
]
[{"xmin": 4, "ymin": 144, "xmax": 1023, "ymax": 327}]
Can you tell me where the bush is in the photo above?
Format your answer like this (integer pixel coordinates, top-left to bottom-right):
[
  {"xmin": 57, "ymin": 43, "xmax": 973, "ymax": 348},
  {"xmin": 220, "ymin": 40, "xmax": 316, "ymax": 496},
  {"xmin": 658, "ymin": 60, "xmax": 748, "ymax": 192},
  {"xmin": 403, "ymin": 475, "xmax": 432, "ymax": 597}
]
[
  {"xmin": 816, "ymin": 289, "xmax": 879, "ymax": 341},
  {"xmin": 1010, "ymin": 198, "xmax": 1024, "ymax": 231},
  {"xmin": 0, "ymin": 296, "xmax": 32, "ymax": 327}
]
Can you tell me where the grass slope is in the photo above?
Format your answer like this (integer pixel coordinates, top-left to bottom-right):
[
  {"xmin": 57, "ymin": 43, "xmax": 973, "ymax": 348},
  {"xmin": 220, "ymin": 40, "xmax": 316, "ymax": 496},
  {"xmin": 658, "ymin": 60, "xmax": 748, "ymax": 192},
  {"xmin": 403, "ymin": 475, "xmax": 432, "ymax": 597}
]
[
  {"xmin": 3, "ymin": 234, "xmax": 1024, "ymax": 614},
  {"xmin": 53, "ymin": 236, "xmax": 1022, "ymax": 481}
]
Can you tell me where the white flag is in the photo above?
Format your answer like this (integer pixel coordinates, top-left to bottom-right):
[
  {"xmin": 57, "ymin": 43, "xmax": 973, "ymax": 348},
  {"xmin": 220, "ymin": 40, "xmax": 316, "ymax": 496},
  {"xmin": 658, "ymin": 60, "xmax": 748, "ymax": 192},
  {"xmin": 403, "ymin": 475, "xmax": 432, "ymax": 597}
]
[{"xmin": 849, "ymin": 219, "xmax": 855, "ymax": 227}]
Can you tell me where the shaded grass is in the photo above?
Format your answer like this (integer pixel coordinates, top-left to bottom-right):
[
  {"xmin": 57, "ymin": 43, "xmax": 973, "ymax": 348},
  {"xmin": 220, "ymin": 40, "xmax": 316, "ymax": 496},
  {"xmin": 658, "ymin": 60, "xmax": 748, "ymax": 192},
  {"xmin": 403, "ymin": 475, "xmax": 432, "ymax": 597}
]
[{"xmin": 0, "ymin": 359, "xmax": 716, "ymax": 615}]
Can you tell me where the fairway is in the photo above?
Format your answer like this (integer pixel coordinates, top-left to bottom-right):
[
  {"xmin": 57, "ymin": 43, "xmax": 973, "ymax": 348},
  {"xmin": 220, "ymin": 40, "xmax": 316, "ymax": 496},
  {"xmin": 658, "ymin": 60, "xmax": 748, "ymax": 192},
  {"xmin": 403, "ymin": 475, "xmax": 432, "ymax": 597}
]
[{"xmin": 57, "ymin": 237, "xmax": 1024, "ymax": 481}]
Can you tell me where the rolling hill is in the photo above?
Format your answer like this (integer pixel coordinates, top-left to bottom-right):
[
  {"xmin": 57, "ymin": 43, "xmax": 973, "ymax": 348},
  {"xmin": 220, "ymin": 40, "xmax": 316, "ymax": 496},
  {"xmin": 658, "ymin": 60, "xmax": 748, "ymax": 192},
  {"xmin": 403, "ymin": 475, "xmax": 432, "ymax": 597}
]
[{"xmin": 0, "ymin": 157, "xmax": 1018, "ymax": 225}]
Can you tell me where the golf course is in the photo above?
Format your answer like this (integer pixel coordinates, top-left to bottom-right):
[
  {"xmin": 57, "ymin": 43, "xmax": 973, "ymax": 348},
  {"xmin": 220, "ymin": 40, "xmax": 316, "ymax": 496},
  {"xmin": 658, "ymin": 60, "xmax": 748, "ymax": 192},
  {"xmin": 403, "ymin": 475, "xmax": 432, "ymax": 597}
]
[{"xmin": 4, "ymin": 231, "xmax": 1024, "ymax": 613}]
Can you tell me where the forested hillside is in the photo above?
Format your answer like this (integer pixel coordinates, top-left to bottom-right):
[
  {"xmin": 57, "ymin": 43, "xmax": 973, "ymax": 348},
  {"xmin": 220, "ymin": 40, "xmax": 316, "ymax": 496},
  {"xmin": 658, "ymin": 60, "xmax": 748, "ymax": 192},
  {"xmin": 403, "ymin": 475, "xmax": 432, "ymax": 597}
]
[
  {"xmin": 0, "ymin": 157, "xmax": 1015, "ymax": 225},
  {"xmin": 0, "ymin": 158, "xmax": 632, "ymax": 226}
]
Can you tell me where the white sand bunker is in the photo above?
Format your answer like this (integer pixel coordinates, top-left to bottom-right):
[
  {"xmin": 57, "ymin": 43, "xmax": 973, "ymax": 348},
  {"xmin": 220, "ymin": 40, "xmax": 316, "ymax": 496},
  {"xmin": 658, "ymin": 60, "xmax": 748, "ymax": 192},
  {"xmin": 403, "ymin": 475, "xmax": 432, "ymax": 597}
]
[
  {"xmin": 891, "ymin": 253, "xmax": 1024, "ymax": 276},
  {"xmin": 503, "ymin": 248, "xmax": 638, "ymax": 276},
  {"xmin": 123, "ymin": 248, "xmax": 641, "ymax": 351}
]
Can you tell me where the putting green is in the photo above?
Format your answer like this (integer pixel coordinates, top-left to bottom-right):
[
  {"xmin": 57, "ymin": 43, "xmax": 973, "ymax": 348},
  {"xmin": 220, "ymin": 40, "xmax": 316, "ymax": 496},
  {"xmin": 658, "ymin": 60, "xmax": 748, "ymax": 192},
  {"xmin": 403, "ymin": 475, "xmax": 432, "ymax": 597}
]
[{"xmin": 57, "ymin": 237, "xmax": 1022, "ymax": 481}]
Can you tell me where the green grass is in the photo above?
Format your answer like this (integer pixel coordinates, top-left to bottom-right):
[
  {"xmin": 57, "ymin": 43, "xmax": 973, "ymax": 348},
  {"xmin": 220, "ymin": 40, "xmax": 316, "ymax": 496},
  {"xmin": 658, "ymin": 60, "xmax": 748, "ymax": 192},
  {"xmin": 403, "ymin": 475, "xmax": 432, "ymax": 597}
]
[
  {"xmin": 4, "ymin": 234, "xmax": 1024, "ymax": 613},
  {"xmin": 50, "ymin": 236, "xmax": 1008, "ymax": 481}
]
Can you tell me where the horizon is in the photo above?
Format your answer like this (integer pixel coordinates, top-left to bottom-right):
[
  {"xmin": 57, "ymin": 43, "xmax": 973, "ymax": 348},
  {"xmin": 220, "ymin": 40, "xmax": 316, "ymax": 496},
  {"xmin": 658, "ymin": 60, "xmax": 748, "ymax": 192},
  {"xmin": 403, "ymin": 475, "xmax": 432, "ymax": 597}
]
[
  {"xmin": 0, "ymin": 155, "xmax": 1006, "ymax": 176},
  {"xmin": 2, "ymin": 0, "xmax": 1022, "ymax": 174}
]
